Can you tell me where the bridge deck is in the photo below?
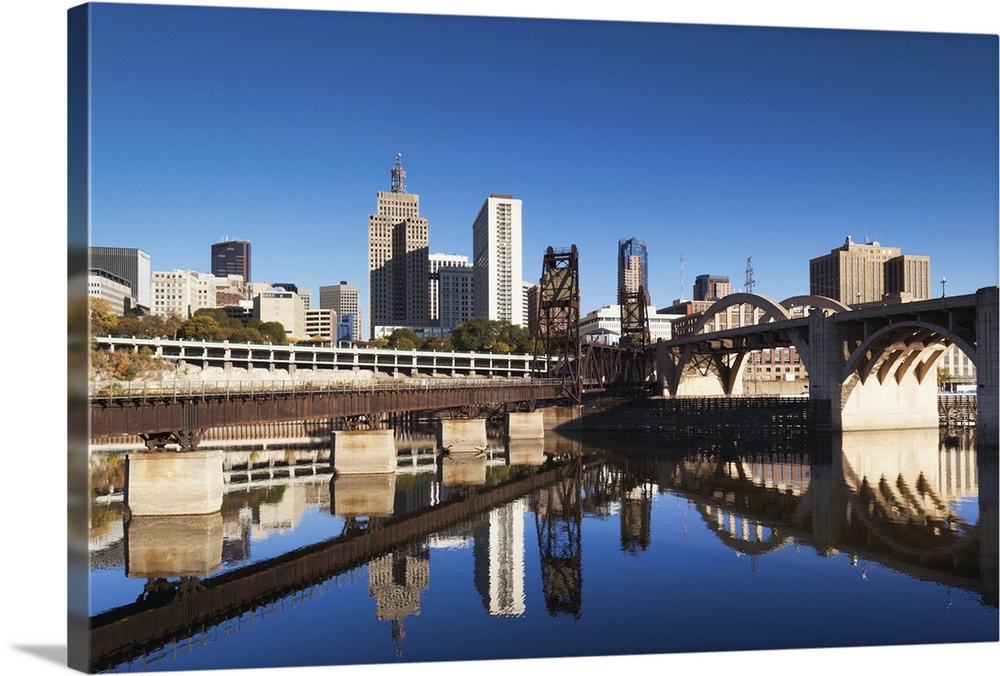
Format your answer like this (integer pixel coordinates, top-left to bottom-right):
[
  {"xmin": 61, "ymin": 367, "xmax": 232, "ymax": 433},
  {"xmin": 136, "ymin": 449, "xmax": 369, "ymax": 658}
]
[{"xmin": 90, "ymin": 379, "xmax": 568, "ymax": 439}]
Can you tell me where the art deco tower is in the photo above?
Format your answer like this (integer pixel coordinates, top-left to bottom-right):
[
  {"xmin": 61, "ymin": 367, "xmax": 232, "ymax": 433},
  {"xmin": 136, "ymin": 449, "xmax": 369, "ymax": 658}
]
[{"xmin": 368, "ymin": 154, "xmax": 429, "ymax": 337}]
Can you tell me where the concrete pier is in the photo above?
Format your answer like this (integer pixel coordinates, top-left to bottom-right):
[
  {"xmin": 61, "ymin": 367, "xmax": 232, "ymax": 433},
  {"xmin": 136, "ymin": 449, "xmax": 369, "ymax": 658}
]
[
  {"xmin": 125, "ymin": 450, "xmax": 224, "ymax": 516},
  {"xmin": 331, "ymin": 430, "xmax": 395, "ymax": 475},
  {"xmin": 506, "ymin": 411, "xmax": 544, "ymax": 440},
  {"xmin": 438, "ymin": 419, "xmax": 487, "ymax": 453}
]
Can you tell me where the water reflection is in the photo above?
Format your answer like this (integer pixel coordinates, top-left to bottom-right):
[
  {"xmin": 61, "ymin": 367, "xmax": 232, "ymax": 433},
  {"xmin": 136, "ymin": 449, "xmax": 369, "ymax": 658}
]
[{"xmin": 88, "ymin": 420, "xmax": 997, "ymax": 672}]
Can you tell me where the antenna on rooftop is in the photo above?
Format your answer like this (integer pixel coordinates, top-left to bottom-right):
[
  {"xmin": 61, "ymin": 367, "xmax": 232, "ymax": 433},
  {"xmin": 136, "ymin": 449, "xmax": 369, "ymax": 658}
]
[{"xmin": 391, "ymin": 153, "xmax": 406, "ymax": 193}]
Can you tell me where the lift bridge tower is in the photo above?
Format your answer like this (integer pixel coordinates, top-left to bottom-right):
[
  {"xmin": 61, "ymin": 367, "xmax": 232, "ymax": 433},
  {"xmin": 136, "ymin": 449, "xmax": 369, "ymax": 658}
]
[{"xmin": 533, "ymin": 246, "xmax": 581, "ymax": 404}]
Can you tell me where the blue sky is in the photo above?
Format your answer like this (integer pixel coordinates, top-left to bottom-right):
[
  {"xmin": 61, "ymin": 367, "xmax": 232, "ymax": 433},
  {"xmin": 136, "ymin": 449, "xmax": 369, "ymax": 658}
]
[
  {"xmin": 84, "ymin": 2, "xmax": 998, "ymax": 328},
  {"xmin": 1, "ymin": 4, "xmax": 997, "ymax": 676}
]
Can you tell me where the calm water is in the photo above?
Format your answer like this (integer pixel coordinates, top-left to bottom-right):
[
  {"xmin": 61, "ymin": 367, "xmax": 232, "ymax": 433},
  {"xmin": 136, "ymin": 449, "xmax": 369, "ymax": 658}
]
[{"xmin": 87, "ymin": 421, "xmax": 998, "ymax": 672}]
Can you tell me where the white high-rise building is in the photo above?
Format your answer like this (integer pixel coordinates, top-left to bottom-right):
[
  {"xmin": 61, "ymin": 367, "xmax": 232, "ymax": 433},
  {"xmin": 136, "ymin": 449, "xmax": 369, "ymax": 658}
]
[
  {"xmin": 253, "ymin": 286, "xmax": 306, "ymax": 341},
  {"xmin": 472, "ymin": 194, "xmax": 523, "ymax": 326},
  {"xmin": 150, "ymin": 270, "xmax": 217, "ymax": 318}
]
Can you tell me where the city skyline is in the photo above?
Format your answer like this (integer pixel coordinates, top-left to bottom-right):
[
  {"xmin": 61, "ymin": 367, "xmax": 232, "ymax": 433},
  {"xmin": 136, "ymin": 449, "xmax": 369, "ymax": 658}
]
[{"xmin": 82, "ymin": 2, "xmax": 998, "ymax": 338}]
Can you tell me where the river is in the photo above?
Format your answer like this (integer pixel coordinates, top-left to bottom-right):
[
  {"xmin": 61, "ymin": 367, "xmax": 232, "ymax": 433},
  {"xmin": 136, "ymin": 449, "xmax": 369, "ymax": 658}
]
[{"xmin": 83, "ymin": 415, "xmax": 997, "ymax": 673}]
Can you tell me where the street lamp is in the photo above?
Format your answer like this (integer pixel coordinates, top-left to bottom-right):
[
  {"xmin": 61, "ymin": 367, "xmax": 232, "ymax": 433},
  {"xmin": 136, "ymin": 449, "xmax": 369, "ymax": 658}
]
[{"xmin": 941, "ymin": 277, "xmax": 947, "ymax": 298}]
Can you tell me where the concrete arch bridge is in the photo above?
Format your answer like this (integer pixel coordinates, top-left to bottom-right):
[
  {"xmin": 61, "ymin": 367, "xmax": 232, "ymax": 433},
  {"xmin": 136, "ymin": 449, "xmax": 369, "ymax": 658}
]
[{"xmin": 656, "ymin": 286, "xmax": 998, "ymax": 437}]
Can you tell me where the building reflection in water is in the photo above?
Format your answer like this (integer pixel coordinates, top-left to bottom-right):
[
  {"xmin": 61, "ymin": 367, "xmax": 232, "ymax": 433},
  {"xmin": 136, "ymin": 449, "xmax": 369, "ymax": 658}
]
[
  {"xmin": 87, "ymin": 419, "xmax": 996, "ymax": 671},
  {"xmin": 368, "ymin": 544, "xmax": 431, "ymax": 656},
  {"xmin": 473, "ymin": 500, "xmax": 527, "ymax": 617}
]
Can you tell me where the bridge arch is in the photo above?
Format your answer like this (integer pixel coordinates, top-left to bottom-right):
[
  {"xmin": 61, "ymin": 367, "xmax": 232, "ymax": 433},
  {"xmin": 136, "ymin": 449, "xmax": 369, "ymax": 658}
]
[
  {"xmin": 779, "ymin": 295, "xmax": 851, "ymax": 314},
  {"xmin": 842, "ymin": 320, "xmax": 976, "ymax": 388},
  {"xmin": 690, "ymin": 292, "xmax": 792, "ymax": 335}
]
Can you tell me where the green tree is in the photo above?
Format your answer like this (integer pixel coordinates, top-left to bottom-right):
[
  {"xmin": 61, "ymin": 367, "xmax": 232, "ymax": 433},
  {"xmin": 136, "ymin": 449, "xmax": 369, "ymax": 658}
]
[
  {"xmin": 182, "ymin": 314, "xmax": 226, "ymax": 340},
  {"xmin": 387, "ymin": 328, "xmax": 420, "ymax": 350},
  {"xmin": 423, "ymin": 337, "xmax": 454, "ymax": 351},
  {"xmin": 451, "ymin": 318, "xmax": 532, "ymax": 353},
  {"xmin": 937, "ymin": 367, "xmax": 952, "ymax": 389},
  {"xmin": 259, "ymin": 321, "xmax": 288, "ymax": 344}
]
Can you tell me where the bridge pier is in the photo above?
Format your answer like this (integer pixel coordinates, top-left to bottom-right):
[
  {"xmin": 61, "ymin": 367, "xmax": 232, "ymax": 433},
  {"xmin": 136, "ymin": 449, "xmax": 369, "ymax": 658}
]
[
  {"xmin": 840, "ymin": 375, "xmax": 939, "ymax": 430},
  {"xmin": 438, "ymin": 418, "xmax": 487, "ymax": 453},
  {"xmin": 331, "ymin": 430, "xmax": 395, "ymax": 474},
  {"xmin": 976, "ymin": 286, "xmax": 998, "ymax": 446},
  {"xmin": 506, "ymin": 411, "xmax": 544, "ymax": 440},
  {"xmin": 125, "ymin": 450, "xmax": 225, "ymax": 516}
]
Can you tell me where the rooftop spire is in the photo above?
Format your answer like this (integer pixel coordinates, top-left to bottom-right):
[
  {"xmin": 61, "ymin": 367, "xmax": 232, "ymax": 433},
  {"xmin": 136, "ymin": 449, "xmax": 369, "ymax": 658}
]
[{"xmin": 390, "ymin": 153, "xmax": 406, "ymax": 193}]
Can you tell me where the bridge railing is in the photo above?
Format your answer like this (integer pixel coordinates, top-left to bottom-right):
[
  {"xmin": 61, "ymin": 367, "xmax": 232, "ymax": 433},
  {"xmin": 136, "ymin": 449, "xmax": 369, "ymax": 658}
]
[{"xmin": 89, "ymin": 376, "xmax": 564, "ymax": 402}]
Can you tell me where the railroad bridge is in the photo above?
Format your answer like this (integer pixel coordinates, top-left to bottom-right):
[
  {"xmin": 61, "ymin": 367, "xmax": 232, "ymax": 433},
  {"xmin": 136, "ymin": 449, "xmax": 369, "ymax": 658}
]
[
  {"xmin": 656, "ymin": 286, "xmax": 998, "ymax": 438},
  {"xmin": 90, "ymin": 378, "xmax": 566, "ymax": 450}
]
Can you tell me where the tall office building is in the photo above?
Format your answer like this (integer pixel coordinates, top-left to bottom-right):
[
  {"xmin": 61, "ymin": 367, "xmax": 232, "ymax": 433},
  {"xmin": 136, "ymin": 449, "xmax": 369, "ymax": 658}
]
[
  {"xmin": 89, "ymin": 246, "xmax": 152, "ymax": 310},
  {"xmin": 429, "ymin": 253, "xmax": 470, "ymax": 324},
  {"xmin": 884, "ymin": 255, "xmax": 932, "ymax": 300},
  {"xmin": 472, "ymin": 194, "xmax": 523, "ymax": 325},
  {"xmin": 618, "ymin": 238, "xmax": 649, "ymax": 305},
  {"xmin": 692, "ymin": 274, "xmax": 732, "ymax": 302},
  {"xmin": 368, "ymin": 154, "xmax": 429, "ymax": 338},
  {"xmin": 437, "ymin": 264, "xmax": 475, "ymax": 331},
  {"xmin": 809, "ymin": 236, "xmax": 930, "ymax": 304},
  {"xmin": 211, "ymin": 239, "xmax": 251, "ymax": 288},
  {"xmin": 319, "ymin": 281, "xmax": 361, "ymax": 343}
]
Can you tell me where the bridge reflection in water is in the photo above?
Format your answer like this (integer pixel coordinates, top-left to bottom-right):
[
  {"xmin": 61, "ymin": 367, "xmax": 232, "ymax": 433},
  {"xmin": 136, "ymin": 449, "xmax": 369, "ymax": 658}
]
[{"xmin": 87, "ymin": 421, "xmax": 996, "ymax": 672}]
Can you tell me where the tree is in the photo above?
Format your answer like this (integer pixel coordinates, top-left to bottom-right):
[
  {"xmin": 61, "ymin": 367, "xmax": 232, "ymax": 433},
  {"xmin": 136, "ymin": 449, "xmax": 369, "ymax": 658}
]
[
  {"xmin": 89, "ymin": 297, "xmax": 119, "ymax": 335},
  {"xmin": 181, "ymin": 314, "xmax": 226, "ymax": 340},
  {"xmin": 451, "ymin": 318, "xmax": 532, "ymax": 353},
  {"xmin": 259, "ymin": 321, "xmax": 288, "ymax": 344},
  {"xmin": 937, "ymin": 367, "xmax": 952, "ymax": 389},
  {"xmin": 387, "ymin": 328, "xmax": 420, "ymax": 350},
  {"xmin": 423, "ymin": 337, "xmax": 454, "ymax": 351}
]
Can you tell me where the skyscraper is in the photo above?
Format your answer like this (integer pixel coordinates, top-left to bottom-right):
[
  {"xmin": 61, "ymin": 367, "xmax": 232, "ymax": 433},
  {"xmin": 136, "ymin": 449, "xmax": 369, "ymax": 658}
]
[
  {"xmin": 809, "ymin": 236, "xmax": 930, "ymax": 304},
  {"xmin": 319, "ymin": 281, "xmax": 361, "ymax": 343},
  {"xmin": 429, "ymin": 253, "xmax": 471, "ymax": 325},
  {"xmin": 617, "ymin": 237, "xmax": 649, "ymax": 305},
  {"xmin": 368, "ymin": 154, "xmax": 430, "ymax": 338},
  {"xmin": 692, "ymin": 274, "xmax": 731, "ymax": 301},
  {"xmin": 211, "ymin": 239, "xmax": 251, "ymax": 287},
  {"xmin": 472, "ymin": 194, "xmax": 523, "ymax": 325},
  {"xmin": 89, "ymin": 246, "xmax": 152, "ymax": 310}
]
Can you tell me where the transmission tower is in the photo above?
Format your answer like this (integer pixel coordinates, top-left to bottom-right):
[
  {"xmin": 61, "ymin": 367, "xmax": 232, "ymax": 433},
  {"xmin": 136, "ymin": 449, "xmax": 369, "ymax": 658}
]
[{"xmin": 745, "ymin": 257, "xmax": 755, "ymax": 294}]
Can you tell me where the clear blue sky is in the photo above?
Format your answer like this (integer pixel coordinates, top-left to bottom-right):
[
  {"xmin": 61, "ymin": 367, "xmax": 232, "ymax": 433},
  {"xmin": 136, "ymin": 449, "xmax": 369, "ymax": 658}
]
[
  {"xmin": 86, "ymin": 3, "xmax": 997, "ymax": 328},
  {"xmin": 1, "ymin": 4, "xmax": 998, "ymax": 676}
]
